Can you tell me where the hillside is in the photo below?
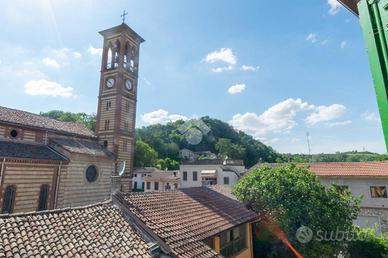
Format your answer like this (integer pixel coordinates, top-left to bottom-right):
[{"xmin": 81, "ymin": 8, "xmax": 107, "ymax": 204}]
[{"xmin": 136, "ymin": 116, "xmax": 281, "ymax": 168}]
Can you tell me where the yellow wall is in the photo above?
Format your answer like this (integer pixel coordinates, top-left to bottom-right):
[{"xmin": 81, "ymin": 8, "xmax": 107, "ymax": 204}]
[{"xmin": 212, "ymin": 223, "xmax": 254, "ymax": 258}]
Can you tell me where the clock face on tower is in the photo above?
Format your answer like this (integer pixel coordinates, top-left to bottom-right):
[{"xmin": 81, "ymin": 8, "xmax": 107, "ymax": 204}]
[
  {"xmin": 106, "ymin": 78, "xmax": 115, "ymax": 88},
  {"xmin": 125, "ymin": 79, "xmax": 132, "ymax": 91}
]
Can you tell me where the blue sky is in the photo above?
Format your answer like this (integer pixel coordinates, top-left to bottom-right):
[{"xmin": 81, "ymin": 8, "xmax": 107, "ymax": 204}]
[{"xmin": 0, "ymin": 0, "xmax": 385, "ymax": 154}]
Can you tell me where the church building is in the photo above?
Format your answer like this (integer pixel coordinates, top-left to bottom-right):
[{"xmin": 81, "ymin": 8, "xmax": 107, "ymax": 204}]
[{"xmin": 0, "ymin": 22, "xmax": 143, "ymax": 214}]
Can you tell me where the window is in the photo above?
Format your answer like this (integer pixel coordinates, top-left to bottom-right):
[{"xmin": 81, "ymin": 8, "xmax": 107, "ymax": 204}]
[
  {"xmin": 134, "ymin": 181, "xmax": 138, "ymax": 189},
  {"xmin": 224, "ymin": 177, "xmax": 230, "ymax": 185},
  {"xmin": 37, "ymin": 184, "xmax": 49, "ymax": 211},
  {"xmin": 142, "ymin": 182, "xmax": 145, "ymax": 190},
  {"xmin": 85, "ymin": 165, "xmax": 98, "ymax": 183},
  {"xmin": 103, "ymin": 140, "xmax": 108, "ymax": 148},
  {"xmin": 124, "ymin": 122, "xmax": 129, "ymax": 131},
  {"xmin": 193, "ymin": 171, "xmax": 198, "ymax": 181},
  {"xmin": 125, "ymin": 101, "xmax": 130, "ymax": 111},
  {"xmin": 203, "ymin": 238, "xmax": 214, "ymax": 249},
  {"xmin": 220, "ymin": 225, "xmax": 247, "ymax": 258},
  {"xmin": 10, "ymin": 129, "xmax": 18, "ymax": 138},
  {"xmin": 146, "ymin": 182, "xmax": 151, "ymax": 190},
  {"xmin": 123, "ymin": 140, "xmax": 128, "ymax": 152},
  {"xmin": 154, "ymin": 182, "xmax": 159, "ymax": 191},
  {"xmin": 183, "ymin": 171, "xmax": 188, "ymax": 181},
  {"xmin": 107, "ymin": 48, "xmax": 113, "ymax": 69},
  {"xmin": 134, "ymin": 173, "xmax": 137, "ymax": 177},
  {"xmin": 104, "ymin": 120, "xmax": 110, "ymax": 130},
  {"xmin": 173, "ymin": 172, "xmax": 177, "ymax": 177},
  {"xmin": 2, "ymin": 185, "xmax": 16, "ymax": 214},
  {"xmin": 370, "ymin": 186, "xmax": 387, "ymax": 198},
  {"xmin": 105, "ymin": 101, "xmax": 111, "ymax": 111}
]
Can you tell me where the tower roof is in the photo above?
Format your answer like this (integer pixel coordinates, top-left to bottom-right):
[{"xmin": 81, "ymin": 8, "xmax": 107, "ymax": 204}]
[{"xmin": 99, "ymin": 23, "xmax": 145, "ymax": 43}]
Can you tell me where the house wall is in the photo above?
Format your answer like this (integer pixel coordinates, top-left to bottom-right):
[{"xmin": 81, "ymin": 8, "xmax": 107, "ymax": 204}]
[
  {"xmin": 179, "ymin": 164, "xmax": 244, "ymax": 188},
  {"xmin": 0, "ymin": 159, "xmax": 61, "ymax": 213},
  {"xmin": 56, "ymin": 153, "xmax": 113, "ymax": 208},
  {"xmin": 212, "ymin": 223, "xmax": 254, "ymax": 258},
  {"xmin": 320, "ymin": 176, "xmax": 388, "ymax": 232}
]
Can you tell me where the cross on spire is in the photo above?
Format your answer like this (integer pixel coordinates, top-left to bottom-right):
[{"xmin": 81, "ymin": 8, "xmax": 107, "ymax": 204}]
[{"xmin": 121, "ymin": 10, "xmax": 128, "ymax": 23}]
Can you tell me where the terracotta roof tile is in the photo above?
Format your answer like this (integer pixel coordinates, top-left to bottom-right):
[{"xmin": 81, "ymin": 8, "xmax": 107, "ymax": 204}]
[
  {"xmin": 256, "ymin": 162, "xmax": 388, "ymax": 177},
  {"xmin": 121, "ymin": 187, "xmax": 258, "ymax": 257},
  {"xmin": 0, "ymin": 202, "xmax": 151, "ymax": 257},
  {"xmin": 0, "ymin": 106, "xmax": 95, "ymax": 138},
  {"xmin": 307, "ymin": 162, "xmax": 388, "ymax": 177}
]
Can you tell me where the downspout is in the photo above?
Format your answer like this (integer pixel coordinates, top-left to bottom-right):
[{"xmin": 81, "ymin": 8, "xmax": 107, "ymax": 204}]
[
  {"xmin": 0, "ymin": 158, "xmax": 5, "ymax": 191},
  {"xmin": 54, "ymin": 161, "xmax": 62, "ymax": 209}
]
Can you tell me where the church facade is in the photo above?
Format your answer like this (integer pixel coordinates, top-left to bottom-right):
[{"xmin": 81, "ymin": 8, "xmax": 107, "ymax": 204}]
[{"xmin": 0, "ymin": 22, "xmax": 143, "ymax": 214}]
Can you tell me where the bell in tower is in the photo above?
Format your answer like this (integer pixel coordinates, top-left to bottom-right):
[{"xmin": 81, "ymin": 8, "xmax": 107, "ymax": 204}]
[{"xmin": 95, "ymin": 19, "xmax": 145, "ymax": 193}]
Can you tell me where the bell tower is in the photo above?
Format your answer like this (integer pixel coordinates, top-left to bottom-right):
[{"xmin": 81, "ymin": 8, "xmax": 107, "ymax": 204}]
[{"xmin": 96, "ymin": 22, "xmax": 144, "ymax": 193}]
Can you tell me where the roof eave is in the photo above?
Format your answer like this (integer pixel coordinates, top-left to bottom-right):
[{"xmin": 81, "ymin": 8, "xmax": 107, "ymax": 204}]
[{"xmin": 338, "ymin": 0, "xmax": 360, "ymax": 16}]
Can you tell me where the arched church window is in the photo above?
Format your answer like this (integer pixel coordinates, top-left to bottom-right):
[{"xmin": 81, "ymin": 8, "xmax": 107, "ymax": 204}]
[
  {"xmin": 124, "ymin": 43, "xmax": 129, "ymax": 69},
  {"xmin": 2, "ymin": 185, "xmax": 16, "ymax": 214},
  {"xmin": 129, "ymin": 46, "xmax": 136, "ymax": 72},
  {"xmin": 113, "ymin": 40, "xmax": 120, "ymax": 68},
  {"xmin": 104, "ymin": 120, "xmax": 110, "ymax": 131},
  {"xmin": 85, "ymin": 165, "xmax": 98, "ymax": 183},
  {"xmin": 37, "ymin": 184, "xmax": 49, "ymax": 211},
  {"xmin": 107, "ymin": 48, "xmax": 113, "ymax": 69}
]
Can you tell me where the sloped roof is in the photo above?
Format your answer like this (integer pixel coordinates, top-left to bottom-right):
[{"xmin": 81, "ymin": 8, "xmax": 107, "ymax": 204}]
[
  {"xmin": 122, "ymin": 187, "xmax": 258, "ymax": 258},
  {"xmin": 307, "ymin": 162, "xmax": 388, "ymax": 177},
  {"xmin": 0, "ymin": 106, "xmax": 95, "ymax": 138},
  {"xmin": 0, "ymin": 202, "xmax": 151, "ymax": 257},
  {"xmin": 51, "ymin": 138, "xmax": 113, "ymax": 158},
  {"xmin": 255, "ymin": 162, "xmax": 388, "ymax": 177},
  {"xmin": 0, "ymin": 140, "xmax": 67, "ymax": 161}
]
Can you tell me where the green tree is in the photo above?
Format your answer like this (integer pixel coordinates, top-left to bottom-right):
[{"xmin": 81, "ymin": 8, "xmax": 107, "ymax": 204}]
[
  {"xmin": 40, "ymin": 110, "xmax": 96, "ymax": 131},
  {"xmin": 155, "ymin": 157, "xmax": 179, "ymax": 170},
  {"xmin": 233, "ymin": 165, "xmax": 361, "ymax": 257},
  {"xmin": 347, "ymin": 227, "xmax": 388, "ymax": 258},
  {"xmin": 215, "ymin": 138, "xmax": 246, "ymax": 159},
  {"xmin": 134, "ymin": 140, "xmax": 158, "ymax": 167}
]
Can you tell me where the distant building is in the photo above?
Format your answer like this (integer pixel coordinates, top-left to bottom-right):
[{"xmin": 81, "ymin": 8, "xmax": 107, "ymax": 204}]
[
  {"xmin": 1, "ymin": 188, "xmax": 258, "ymax": 258},
  {"xmin": 179, "ymin": 149, "xmax": 217, "ymax": 162},
  {"xmin": 132, "ymin": 167, "xmax": 161, "ymax": 190},
  {"xmin": 143, "ymin": 170, "xmax": 180, "ymax": 192},
  {"xmin": 180, "ymin": 159, "xmax": 246, "ymax": 188},
  {"xmin": 255, "ymin": 162, "xmax": 388, "ymax": 233}
]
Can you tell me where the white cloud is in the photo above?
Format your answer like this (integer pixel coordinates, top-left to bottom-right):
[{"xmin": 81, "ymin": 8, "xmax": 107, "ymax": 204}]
[
  {"xmin": 88, "ymin": 45, "xmax": 103, "ymax": 56},
  {"xmin": 305, "ymin": 104, "xmax": 346, "ymax": 125},
  {"xmin": 24, "ymin": 79, "xmax": 74, "ymax": 97},
  {"xmin": 73, "ymin": 52, "xmax": 82, "ymax": 59},
  {"xmin": 340, "ymin": 40, "xmax": 347, "ymax": 49},
  {"xmin": 204, "ymin": 48, "xmax": 237, "ymax": 65},
  {"xmin": 241, "ymin": 65, "xmax": 260, "ymax": 72},
  {"xmin": 328, "ymin": 0, "xmax": 342, "ymax": 15},
  {"xmin": 306, "ymin": 33, "xmax": 318, "ymax": 43},
  {"xmin": 321, "ymin": 40, "xmax": 329, "ymax": 46},
  {"xmin": 228, "ymin": 84, "xmax": 246, "ymax": 94},
  {"xmin": 42, "ymin": 57, "xmax": 60, "ymax": 68},
  {"xmin": 212, "ymin": 66, "xmax": 233, "ymax": 73},
  {"xmin": 325, "ymin": 120, "xmax": 352, "ymax": 127},
  {"xmin": 230, "ymin": 98, "xmax": 315, "ymax": 138},
  {"xmin": 142, "ymin": 109, "xmax": 188, "ymax": 125},
  {"xmin": 362, "ymin": 111, "xmax": 381, "ymax": 123}
]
